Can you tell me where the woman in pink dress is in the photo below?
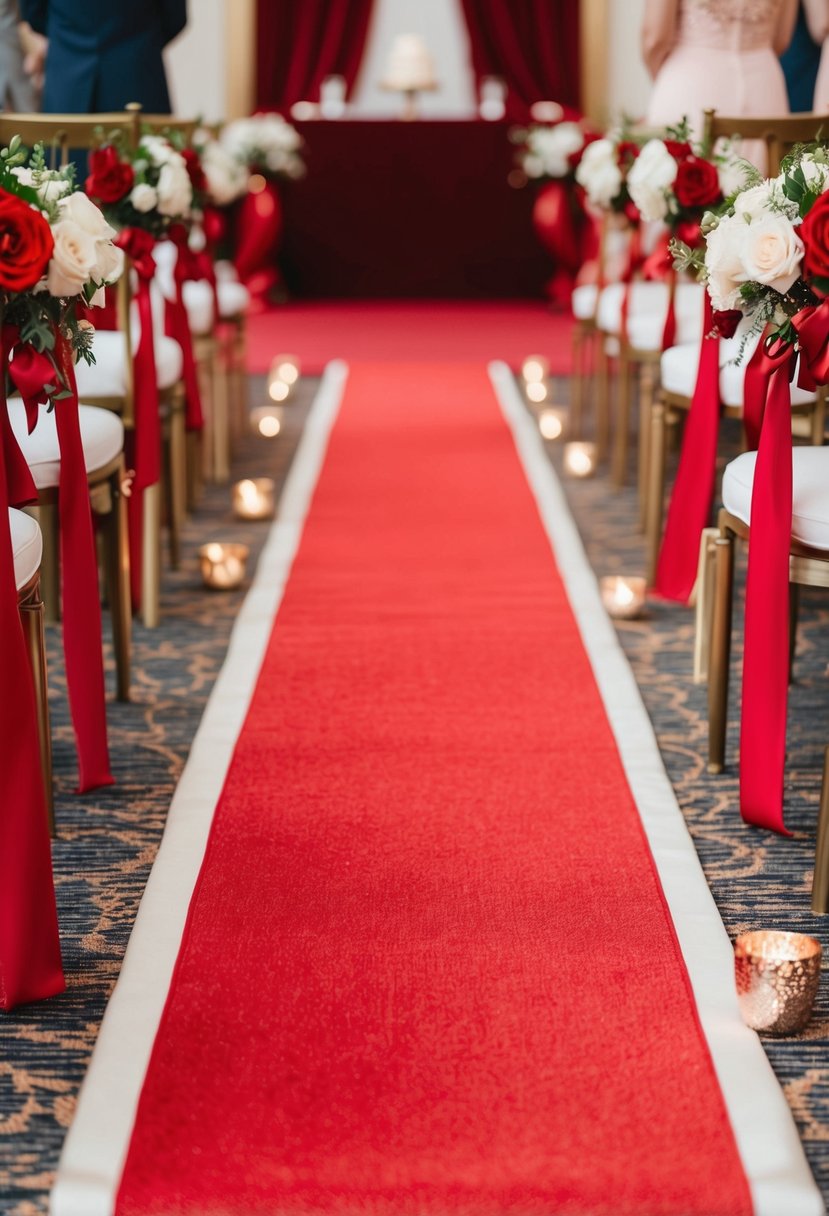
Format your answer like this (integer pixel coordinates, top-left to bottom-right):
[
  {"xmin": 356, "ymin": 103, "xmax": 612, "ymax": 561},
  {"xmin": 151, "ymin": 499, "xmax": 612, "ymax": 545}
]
[
  {"xmin": 804, "ymin": 0, "xmax": 829, "ymax": 109},
  {"xmin": 642, "ymin": 0, "xmax": 797, "ymax": 166}
]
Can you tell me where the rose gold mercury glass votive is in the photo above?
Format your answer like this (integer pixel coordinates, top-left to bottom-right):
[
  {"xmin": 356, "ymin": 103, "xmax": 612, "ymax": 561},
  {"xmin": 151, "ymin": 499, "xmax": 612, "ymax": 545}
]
[
  {"xmin": 232, "ymin": 478, "xmax": 275, "ymax": 521},
  {"xmin": 599, "ymin": 576, "xmax": 647, "ymax": 620},
  {"xmin": 734, "ymin": 930, "xmax": 822, "ymax": 1035}
]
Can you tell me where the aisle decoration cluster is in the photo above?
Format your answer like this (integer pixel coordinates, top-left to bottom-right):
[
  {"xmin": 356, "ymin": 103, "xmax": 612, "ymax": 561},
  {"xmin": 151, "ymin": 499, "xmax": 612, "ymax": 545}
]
[
  {"xmin": 657, "ymin": 142, "xmax": 829, "ymax": 834},
  {"xmin": 219, "ymin": 112, "xmax": 305, "ymax": 304},
  {"xmin": 514, "ymin": 118, "xmax": 599, "ymax": 304},
  {"xmin": 85, "ymin": 129, "xmax": 207, "ymax": 594},
  {"xmin": 0, "ymin": 136, "xmax": 125, "ymax": 1008}
]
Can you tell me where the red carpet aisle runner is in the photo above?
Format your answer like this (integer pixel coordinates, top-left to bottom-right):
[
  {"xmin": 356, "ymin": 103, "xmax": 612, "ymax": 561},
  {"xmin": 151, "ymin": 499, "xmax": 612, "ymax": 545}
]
[
  {"xmin": 246, "ymin": 301, "xmax": 576, "ymax": 375},
  {"xmin": 53, "ymin": 363, "xmax": 818, "ymax": 1216}
]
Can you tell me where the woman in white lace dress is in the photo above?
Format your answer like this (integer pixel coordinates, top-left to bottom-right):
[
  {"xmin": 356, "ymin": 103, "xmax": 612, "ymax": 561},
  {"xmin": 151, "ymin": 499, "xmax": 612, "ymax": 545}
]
[{"xmin": 641, "ymin": 0, "xmax": 797, "ymax": 166}]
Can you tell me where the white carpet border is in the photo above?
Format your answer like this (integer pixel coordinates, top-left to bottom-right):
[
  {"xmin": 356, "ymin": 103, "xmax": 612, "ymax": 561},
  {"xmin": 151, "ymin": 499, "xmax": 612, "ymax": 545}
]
[
  {"xmin": 49, "ymin": 361, "xmax": 349, "ymax": 1216},
  {"xmin": 490, "ymin": 361, "xmax": 824, "ymax": 1216}
]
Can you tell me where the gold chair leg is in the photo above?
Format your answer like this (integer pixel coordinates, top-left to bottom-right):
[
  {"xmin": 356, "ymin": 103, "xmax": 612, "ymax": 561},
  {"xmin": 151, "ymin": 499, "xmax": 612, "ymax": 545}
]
[
  {"xmin": 612, "ymin": 347, "xmax": 631, "ymax": 488},
  {"xmin": 141, "ymin": 481, "xmax": 162, "ymax": 629},
  {"xmin": 789, "ymin": 581, "xmax": 800, "ymax": 685},
  {"xmin": 232, "ymin": 316, "xmax": 248, "ymax": 439},
  {"xmin": 645, "ymin": 399, "xmax": 668, "ymax": 586},
  {"xmin": 105, "ymin": 462, "xmax": 131, "ymax": 701},
  {"xmin": 693, "ymin": 527, "xmax": 719, "ymax": 685},
  {"xmin": 570, "ymin": 325, "xmax": 585, "ymax": 440},
  {"xmin": 210, "ymin": 348, "xmax": 231, "ymax": 484},
  {"xmin": 34, "ymin": 502, "xmax": 60, "ymax": 624},
  {"xmin": 167, "ymin": 402, "xmax": 187, "ymax": 569},
  {"xmin": 637, "ymin": 360, "xmax": 656, "ymax": 532},
  {"xmin": 186, "ymin": 430, "xmax": 203, "ymax": 511},
  {"xmin": 811, "ymin": 390, "xmax": 826, "ymax": 446},
  {"xmin": 811, "ymin": 746, "xmax": 829, "ymax": 914},
  {"xmin": 595, "ymin": 339, "xmax": 611, "ymax": 464},
  {"xmin": 20, "ymin": 581, "xmax": 54, "ymax": 835},
  {"xmin": 707, "ymin": 530, "xmax": 735, "ymax": 774}
]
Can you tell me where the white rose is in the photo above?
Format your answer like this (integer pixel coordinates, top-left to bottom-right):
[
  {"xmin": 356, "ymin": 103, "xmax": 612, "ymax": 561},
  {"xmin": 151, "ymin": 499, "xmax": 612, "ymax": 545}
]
[
  {"xmin": 523, "ymin": 153, "xmax": 544, "ymax": 179},
  {"xmin": 202, "ymin": 140, "xmax": 249, "ymax": 204},
  {"xmin": 59, "ymin": 190, "xmax": 117, "ymax": 241},
  {"xmin": 140, "ymin": 135, "xmax": 175, "ymax": 166},
  {"xmin": 528, "ymin": 123, "xmax": 584, "ymax": 178},
  {"xmin": 704, "ymin": 214, "xmax": 748, "ymax": 311},
  {"xmin": 627, "ymin": 139, "xmax": 678, "ymax": 222},
  {"xmin": 733, "ymin": 181, "xmax": 788, "ymax": 221},
  {"xmin": 46, "ymin": 219, "xmax": 99, "ymax": 297},
  {"xmin": 11, "ymin": 166, "xmax": 71, "ymax": 203},
  {"xmin": 736, "ymin": 212, "xmax": 804, "ymax": 294},
  {"xmin": 575, "ymin": 138, "xmax": 622, "ymax": 208},
  {"xmin": 795, "ymin": 153, "xmax": 829, "ymax": 193},
  {"xmin": 131, "ymin": 182, "xmax": 158, "ymax": 212},
  {"xmin": 156, "ymin": 158, "xmax": 193, "ymax": 217},
  {"xmin": 92, "ymin": 238, "xmax": 124, "ymax": 284}
]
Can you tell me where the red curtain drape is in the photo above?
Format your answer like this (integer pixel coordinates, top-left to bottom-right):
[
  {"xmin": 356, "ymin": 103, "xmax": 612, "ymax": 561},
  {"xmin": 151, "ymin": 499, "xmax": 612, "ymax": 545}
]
[
  {"xmin": 256, "ymin": 0, "xmax": 376, "ymax": 112},
  {"xmin": 459, "ymin": 0, "xmax": 581, "ymax": 122}
]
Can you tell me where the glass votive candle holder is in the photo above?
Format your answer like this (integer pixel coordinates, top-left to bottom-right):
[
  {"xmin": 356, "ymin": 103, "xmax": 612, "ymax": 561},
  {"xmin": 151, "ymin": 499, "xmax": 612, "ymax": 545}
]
[
  {"xmin": 250, "ymin": 406, "xmax": 283, "ymax": 438},
  {"xmin": 269, "ymin": 353, "xmax": 301, "ymax": 387},
  {"xmin": 199, "ymin": 542, "xmax": 249, "ymax": 590},
  {"xmin": 538, "ymin": 407, "xmax": 565, "ymax": 441},
  {"xmin": 232, "ymin": 478, "xmax": 275, "ymax": 521},
  {"xmin": 735, "ymin": 930, "xmax": 822, "ymax": 1035},
  {"xmin": 563, "ymin": 441, "xmax": 597, "ymax": 478},
  {"xmin": 599, "ymin": 575, "xmax": 646, "ymax": 620},
  {"xmin": 521, "ymin": 355, "xmax": 549, "ymax": 384},
  {"xmin": 526, "ymin": 380, "xmax": 548, "ymax": 404}
]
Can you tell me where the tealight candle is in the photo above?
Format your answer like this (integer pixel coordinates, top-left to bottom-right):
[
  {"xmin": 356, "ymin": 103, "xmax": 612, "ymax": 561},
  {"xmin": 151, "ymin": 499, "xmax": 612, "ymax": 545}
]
[
  {"xmin": 250, "ymin": 406, "xmax": 283, "ymax": 438},
  {"xmin": 538, "ymin": 408, "xmax": 565, "ymax": 441},
  {"xmin": 526, "ymin": 380, "xmax": 548, "ymax": 404},
  {"xmin": 521, "ymin": 355, "xmax": 549, "ymax": 383},
  {"xmin": 563, "ymin": 441, "xmax": 597, "ymax": 478},
  {"xmin": 599, "ymin": 575, "xmax": 646, "ymax": 620},
  {"xmin": 232, "ymin": 478, "xmax": 275, "ymax": 521},
  {"xmin": 735, "ymin": 930, "xmax": 822, "ymax": 1035},
  {"xmin": 268, "ymin": 353, "xmax": 301, "ymax": 390},
  {"xmin": 199, "ymin": 542, "xmax": 249, "ymax": 590}
]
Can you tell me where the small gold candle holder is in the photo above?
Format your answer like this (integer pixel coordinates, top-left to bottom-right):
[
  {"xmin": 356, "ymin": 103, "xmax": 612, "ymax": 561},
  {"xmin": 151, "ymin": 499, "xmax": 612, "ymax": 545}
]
[
  {"xmin": 198, "ymin": 542, "xmax": 249, "ymax": 590},
  {"xmin": 537, "ymin": 408, "xmax": 566, "ymax": 441},
  {"xmin": 600, "ymin": 575, "xmax": 646, "ymax": 620},
  {"xmin": 563, "ymin": 441, "xmax": 597, "ymax": 478},
  {"xmin": 735, "ymin": 930, "xmax": 822, "ymax": 1035},
  {"xmin": 250, "ymin": 406, "xmax": 283, "ymax": 438},
  {"xmin": 232, "ymin": 478, "xmax": 275, "ymax": 521},
  {"xmin": 526, "ymin": 380, "xmax": 549, "ymax": 404},
  {"xmin": 521, "ymin": 354, "xmax": 549, "ymax": 383}
]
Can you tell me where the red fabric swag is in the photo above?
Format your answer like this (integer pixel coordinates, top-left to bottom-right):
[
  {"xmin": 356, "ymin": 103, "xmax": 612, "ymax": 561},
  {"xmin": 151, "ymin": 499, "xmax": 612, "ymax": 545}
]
[{"xmin": 255, "ymin": 0, "xmax": 375, "ymax": 111}]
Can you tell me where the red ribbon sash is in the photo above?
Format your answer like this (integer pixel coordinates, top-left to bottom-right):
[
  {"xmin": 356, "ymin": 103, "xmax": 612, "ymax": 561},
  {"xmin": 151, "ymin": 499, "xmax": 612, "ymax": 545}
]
[
  {"xmin": 115, "ymin": 228, "xmax": 161, "ymax": 610},
  {"xmin": 166, "ymin": 224, "xmax": 205, "ymax": 433},
  {"xmin": 0, "ymin": 343, "xmax": 64, "ymax": 1010},
  {"xmin": 654, "ymin": 294, "xmax": 721, "ymax": 601}
]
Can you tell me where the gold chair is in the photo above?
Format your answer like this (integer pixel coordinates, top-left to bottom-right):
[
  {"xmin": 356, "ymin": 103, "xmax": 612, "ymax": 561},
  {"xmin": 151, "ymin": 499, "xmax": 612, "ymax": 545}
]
[{"xmin": 643, "ymin": 109, "xmax": 829, "ymax": 585}]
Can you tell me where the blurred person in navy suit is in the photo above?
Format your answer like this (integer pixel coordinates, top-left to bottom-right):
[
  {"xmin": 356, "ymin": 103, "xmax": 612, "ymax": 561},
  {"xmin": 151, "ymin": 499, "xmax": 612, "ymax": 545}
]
[{"xmin": 19, "ymin": 0, "xmax": 186, "ymax": 112}]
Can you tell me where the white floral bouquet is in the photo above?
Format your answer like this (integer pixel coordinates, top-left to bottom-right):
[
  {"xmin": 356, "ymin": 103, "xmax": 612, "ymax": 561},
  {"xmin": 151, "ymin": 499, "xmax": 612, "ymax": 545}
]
[
  {"xmin": 695, "ymin": 146, "xmax": 829, "ymax": 347},
  {"xmin": 84, "ymin": 132, "xmax": 194, "ymax": 237},
  {"xmin": 574, "ymin": 130, "xmax": 644, "ymax": 215},
  {"xmin": 518, "ymin": 121, "xmax": 596, "ymax": 180},
  {"xmin": 198, "ymin": 135, "xmax": 250, "ymax": 206},
  {"xmin": 627, "ymin": 127, "xmax": 747, "ymax": 234},
  {"xmin": 0, "ymin": 138, "xmax": 123, "ymax": 371},
  {"xmin": 220, "ymin": 113, "xmax": 305, "ymax": 181}
]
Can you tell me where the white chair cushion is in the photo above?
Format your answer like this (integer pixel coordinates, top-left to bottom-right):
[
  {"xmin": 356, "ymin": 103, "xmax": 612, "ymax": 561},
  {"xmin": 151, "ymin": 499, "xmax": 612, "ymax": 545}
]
[
  {"xmin": 661, "ymin": 326, "xmax": 818, "ymax": 409},
  {"xmin": 182, "ymin": 280, "xmax": 214, "ymax": 334},
  {"xmin": 572, "ymin": 283, "xmax": 597, "ymax": 321},
  {"xmin": 76, "ymin": 330, "xmax": 184, "ymax": 397},
  {"xmin": 10, "ymin": 507, "xmax": 42, "ymax": 589},
  {"xmin": 217, "ymin": 278, "xmax": 249, "ymax": 318},
  {"xmin": 723, "ymin": 447, "xmax": 829, "ymax": 550},
  {"xmin": 214, "ymin": 259, "xmax": 239, "ymax": 283},
  {"xmin": 597, "ymin": 280, "xmax": 704, "ymax": 349},
  {"xmin": 7, "ymin": 400, "xmax": 124, "ymax": 489}
]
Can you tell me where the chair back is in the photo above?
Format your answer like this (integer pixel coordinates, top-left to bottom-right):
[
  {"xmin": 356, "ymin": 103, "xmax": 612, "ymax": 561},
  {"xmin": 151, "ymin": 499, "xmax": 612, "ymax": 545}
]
[
  {"xmin": 702, "ymin": 110, "xmax": 829, "ymax": 176},
  {"xmin": 0, "ymin": 111, "xmax": 138, "ymax": 163}
]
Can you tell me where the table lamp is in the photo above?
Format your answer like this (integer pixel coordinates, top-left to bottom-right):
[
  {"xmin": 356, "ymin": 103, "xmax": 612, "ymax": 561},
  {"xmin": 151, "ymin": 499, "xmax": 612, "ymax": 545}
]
[{"xmin": 380, "ymin": 34, "xmax": 438, "ymax": 120}]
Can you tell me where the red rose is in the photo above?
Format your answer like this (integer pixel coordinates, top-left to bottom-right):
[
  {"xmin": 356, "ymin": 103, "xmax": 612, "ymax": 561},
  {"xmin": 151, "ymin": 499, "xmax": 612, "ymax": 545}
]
[
  {"xmin": 182, "ymin": 147, "xmax": 207, "ymax": 194},
  {"xmin": 674, "ymin": 218, "xmax": 702, "ymax": 248},
  {"xmin": 616, "ymin": 140, "xmax": 640, "ymax": 169},
  {"xmin": 711, "ymin": 309, "xmax": 743, "ymax": 339},
  {"xmin": 799, "ymin": 191, "xmax": 829, "ymax": 289},
  {"xmin": 85, "ymin": 145, "xmax": 134, "ymax": 204},
  {"xmin": 674, "ymin": 157, "xmax": 722, "ymax": 209},
  {"xmin": 664, "ymin": 139, "xmax": 692, "ymax": 162},
  {"xmin": 0, "ymin": 187, "xmax": 54, "ymax": 292}
]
